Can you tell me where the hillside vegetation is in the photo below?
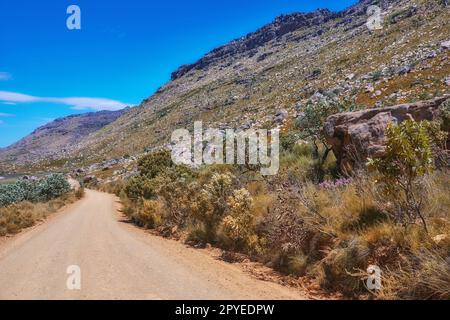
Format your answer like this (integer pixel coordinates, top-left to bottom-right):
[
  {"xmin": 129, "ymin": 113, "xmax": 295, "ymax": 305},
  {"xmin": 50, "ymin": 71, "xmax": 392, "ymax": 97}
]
[
  {"xmin": 0, "ymin": 175, "xmax": 83, "ymax": 236},
  {"xmin": 100, "ymin": 102, "xmax": 449, "ymax": 298}
]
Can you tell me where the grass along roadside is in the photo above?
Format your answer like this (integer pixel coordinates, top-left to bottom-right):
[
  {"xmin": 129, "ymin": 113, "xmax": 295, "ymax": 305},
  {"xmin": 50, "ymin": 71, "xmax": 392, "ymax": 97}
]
[
  {"xmin": 0, "ymin": 187, "xmax": 84, "ymax": 237},
  {"xmin": 99, "ymin": 116, "xmax": 449, "ymax": 299}
]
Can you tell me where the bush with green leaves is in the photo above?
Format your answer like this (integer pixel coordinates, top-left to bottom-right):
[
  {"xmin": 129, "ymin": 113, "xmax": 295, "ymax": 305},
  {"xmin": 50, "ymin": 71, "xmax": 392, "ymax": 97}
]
[
  {"xmin": 37, "ymin": 174, "xmax": 71, "ymax": 201},
  {"xmin": 138, "ymin": 149, "xmax": 173, "ymax": 179},
  {"xmin": 189, "ymin": 172, "xmax": 235, "ymax": 243},
  {"xmin": 0, "ymin": 174, "xmax": 71, "ymax": 207},
  {"xmin": 124, "ymin": 150, "xmax": 174, "ymax": 201},
  {"xmin": 368, "ymin": 120, "xmax": 441, "ymax": 232},
  {"xmin": 124, "ymin": 175, "xmax": 156, "ymax": 200},
  {"xmin": 294, "ymin": 98, "xmax": 358, "ymax": 180},
  {"xmin": 153, "ymin": 166, "xmax": 197, "ymax": 227},
  {"xmin": 220, "ymin": 188, "xmax": 259, "ymax": 252}
]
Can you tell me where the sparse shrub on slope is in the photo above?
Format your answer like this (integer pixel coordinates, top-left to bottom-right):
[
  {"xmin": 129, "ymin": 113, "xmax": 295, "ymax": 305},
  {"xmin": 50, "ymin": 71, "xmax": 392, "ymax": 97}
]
[
  {"xmin": 368, "ymin": 120, "xmax": 446, "ymax": 232},
  {"xmin": 189, "ymin": 172, "xmax": 235, "ymax": 244},
  {"xmin": 220, "ymin": 188, "xmax": 261, "ymax": 254},
  {"xmin": 138, "ymin": 150, "xmax": 173, "ymax": 179},
  {"xmin": 153, "ymin": 166, "xmax": 197, "ymax": 228}
]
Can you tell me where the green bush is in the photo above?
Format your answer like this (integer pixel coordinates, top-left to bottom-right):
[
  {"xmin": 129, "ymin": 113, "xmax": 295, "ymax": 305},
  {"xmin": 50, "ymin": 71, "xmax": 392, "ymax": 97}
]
[
  {"xmin": 220, "ymin": 188, "xmax": 259, "ymax": 252},
  {"xmin": 0, "ymin": 174, "xmax": 71, "ymax": 207},
  {"xmin": 190, "ymin": 173, "xmax": 235, "ymax": 244},
  {"xmin": 153, "ymin": 166, "xmax": 197, "ymax": 227},
  {"xmin": 368, "ymin": 120, "xmax": 441, "ymax": 231},
  {"xmin": 37, "ymin": 174, "xmax": 71, "ymax": 201},
  {"xmin": 124, "ymin": 175, "xmax": 156, "ymax": 200},
  {"xmin": 138, "ymin": 150, "xmax": 173, "ymax": 179}
]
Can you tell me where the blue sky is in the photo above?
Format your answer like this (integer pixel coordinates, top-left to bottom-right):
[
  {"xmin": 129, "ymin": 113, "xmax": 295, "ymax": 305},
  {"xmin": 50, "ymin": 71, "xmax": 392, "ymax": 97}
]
[{"xmin": 0, "ymin": 0, "xmax": 357, "ymax": 147}]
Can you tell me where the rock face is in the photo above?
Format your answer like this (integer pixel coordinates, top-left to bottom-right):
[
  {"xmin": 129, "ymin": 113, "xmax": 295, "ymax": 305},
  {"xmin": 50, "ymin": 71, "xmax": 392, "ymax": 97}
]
[
  {"xmin": 324, "ymin": 96, "xmax": 449, "ymax": 171},
  {"xmin": 171, "ymin": 9, "xmax": 335, "ymax": 80}
]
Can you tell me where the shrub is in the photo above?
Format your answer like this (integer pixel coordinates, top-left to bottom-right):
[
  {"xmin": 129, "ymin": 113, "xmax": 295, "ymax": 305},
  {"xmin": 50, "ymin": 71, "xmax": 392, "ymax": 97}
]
[
  {"xmin": 220, "ymin": 188, "xmax": 259, "ymax": 252},
  {"xmin": 132, "ymin": 199, "xmax": 163, "ymax": 229},
  {"xmin": 124, "ymin": 175, "xmax": 156, "ymax": 200},
  {"xmin": 279, "ymin": 131, "xmax": 301, "ymax": 153},
  {"xmin": 287, "ymin": 254, "xmax": 309, "ymax": 277},
  {"xmin": 0, "ymin": 191, "xmax": 78, "ymax": 236},
  {"xmin": 36, "ymin": 174, "xmax": 71, "ymax": 201},
  {"xmin": 153, "ymin": 166, "xmax": 197, "ymax": 227},
  {"xmin": 0, "ymin": 174, "xmax": 71, "ymax": 207},
  {"xmin": 75, "ymin": 187, "xmax": 85, "ymax": 199},
  {"xmin": 138, "ymin": 150, "xmax": 173, "ymax": 179},
  {"xmin": 295, "ymin": 99, "xmax": 346, "ymax": 167},
  {"xmin": 378, "ymin": 250, "xmax": 450, "ymax": 300},
  {"xmin": 189, "ymin": 173, "xmax": 235, "ymax": 244},
  {"xmin": 319, "ymin": 237, "xmax": 370, "ymax": 294},
  {"xmin": 368, "ymin": 120, "xmax": 440, "ymax": 232}
]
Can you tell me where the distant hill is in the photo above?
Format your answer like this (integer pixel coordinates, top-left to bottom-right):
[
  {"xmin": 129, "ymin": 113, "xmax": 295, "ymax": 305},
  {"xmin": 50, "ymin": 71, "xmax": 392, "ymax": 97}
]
[{"xmin": 0, "ymin": 109, "xmax": 127, "ymax": 172}]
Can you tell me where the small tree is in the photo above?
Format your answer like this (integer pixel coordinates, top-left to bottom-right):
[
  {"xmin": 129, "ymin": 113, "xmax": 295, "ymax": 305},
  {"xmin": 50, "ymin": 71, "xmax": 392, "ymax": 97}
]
[
  {"xmin": 153, "ymin": 166, "xmax": 197, "ymax": 227},
  {"xmin": 368, "ymin": 120, "xmax": 439, "ymax": 232},
  {"xmin": 190, "ymin": 173, "xmax": 234, "ymax": 243},
  {"xmin": 221, "ymin": 188, "xmax": 257, "ymax": 251},
  {"xmin": 295, "ymin": 99, "xmax": 355, "ymax": 180}
]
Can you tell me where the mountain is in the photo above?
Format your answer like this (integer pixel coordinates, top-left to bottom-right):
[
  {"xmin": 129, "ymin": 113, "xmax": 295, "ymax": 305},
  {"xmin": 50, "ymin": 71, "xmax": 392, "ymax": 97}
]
[
  {"xmin": 0, "ymin": 109, "xmax": 127, "ymax": 172},
  {"xmin": 1, "ymin": 0, "xmax": 449, "ymax": 172}
]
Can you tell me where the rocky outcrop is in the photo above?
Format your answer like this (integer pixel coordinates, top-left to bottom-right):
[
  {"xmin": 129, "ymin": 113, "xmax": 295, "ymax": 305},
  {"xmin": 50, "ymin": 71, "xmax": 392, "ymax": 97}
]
[
  {"xmin": 324, "ymin": 96, "xmax": 449, "ymax": 171},
  {"xmin": 171, "ymin": 9, "xmax": 336, "ymax": 80}
]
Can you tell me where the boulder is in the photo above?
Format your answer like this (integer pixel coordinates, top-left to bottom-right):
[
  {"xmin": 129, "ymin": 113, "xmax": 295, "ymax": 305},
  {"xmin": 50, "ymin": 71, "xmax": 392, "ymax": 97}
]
[
  {"xmin": 67, "ymin": 177, "xmax": 81, "ymax": 190},
  {"xmin": 83, "ymin": 175, "xmax": 98, "ymax": 184},
  {"xmin": 274, "ymin": 109, "xmax": 288, "ymax": 124},
  {"xmin": 441, "ymin": 40, "xmax": 450, "ymax": 50},
  {"xmin": 324, "ymin": 96, "xmax": 449, "ymax": 171},
  {"xmin": 445, "ymin": 76, "xmax": 450, "ymax": 86}
]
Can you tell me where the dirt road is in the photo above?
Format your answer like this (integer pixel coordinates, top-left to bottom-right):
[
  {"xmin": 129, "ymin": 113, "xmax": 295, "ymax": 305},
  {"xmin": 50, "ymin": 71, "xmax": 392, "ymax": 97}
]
[{"xmin": 0, "ymin": 190, "xmax": 306, "ymax": 300}]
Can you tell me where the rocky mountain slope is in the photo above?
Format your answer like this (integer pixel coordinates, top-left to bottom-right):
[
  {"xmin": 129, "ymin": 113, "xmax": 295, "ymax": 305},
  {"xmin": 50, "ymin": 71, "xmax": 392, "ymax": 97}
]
[
  {"xmin": 0, "ymin": 109, "xmax": 127, "ymax": 172},
  {"xmin": 1, "ymin": 0, "xmax": 449, "ymax": 173}
]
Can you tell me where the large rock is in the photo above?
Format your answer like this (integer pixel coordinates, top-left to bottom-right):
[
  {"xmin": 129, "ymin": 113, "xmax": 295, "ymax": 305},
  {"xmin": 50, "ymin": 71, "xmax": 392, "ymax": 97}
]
[{"xmin": 324, "ymin": 96, "xmax": 449, "ymax": 171}]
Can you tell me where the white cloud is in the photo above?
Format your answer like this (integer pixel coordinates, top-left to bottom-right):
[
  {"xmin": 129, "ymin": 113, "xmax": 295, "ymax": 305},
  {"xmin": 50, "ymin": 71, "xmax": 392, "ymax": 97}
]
[
  {"xmin": 0, "ymin": 91, "xmax": 131, "ymax": 111},
  {"xmin": 0, "ymin": 113, "xmax": 14, "ymax": 117},
  {"xmin": 0, "ymin": 72, "xmax": 11, "ymax": 81}
]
